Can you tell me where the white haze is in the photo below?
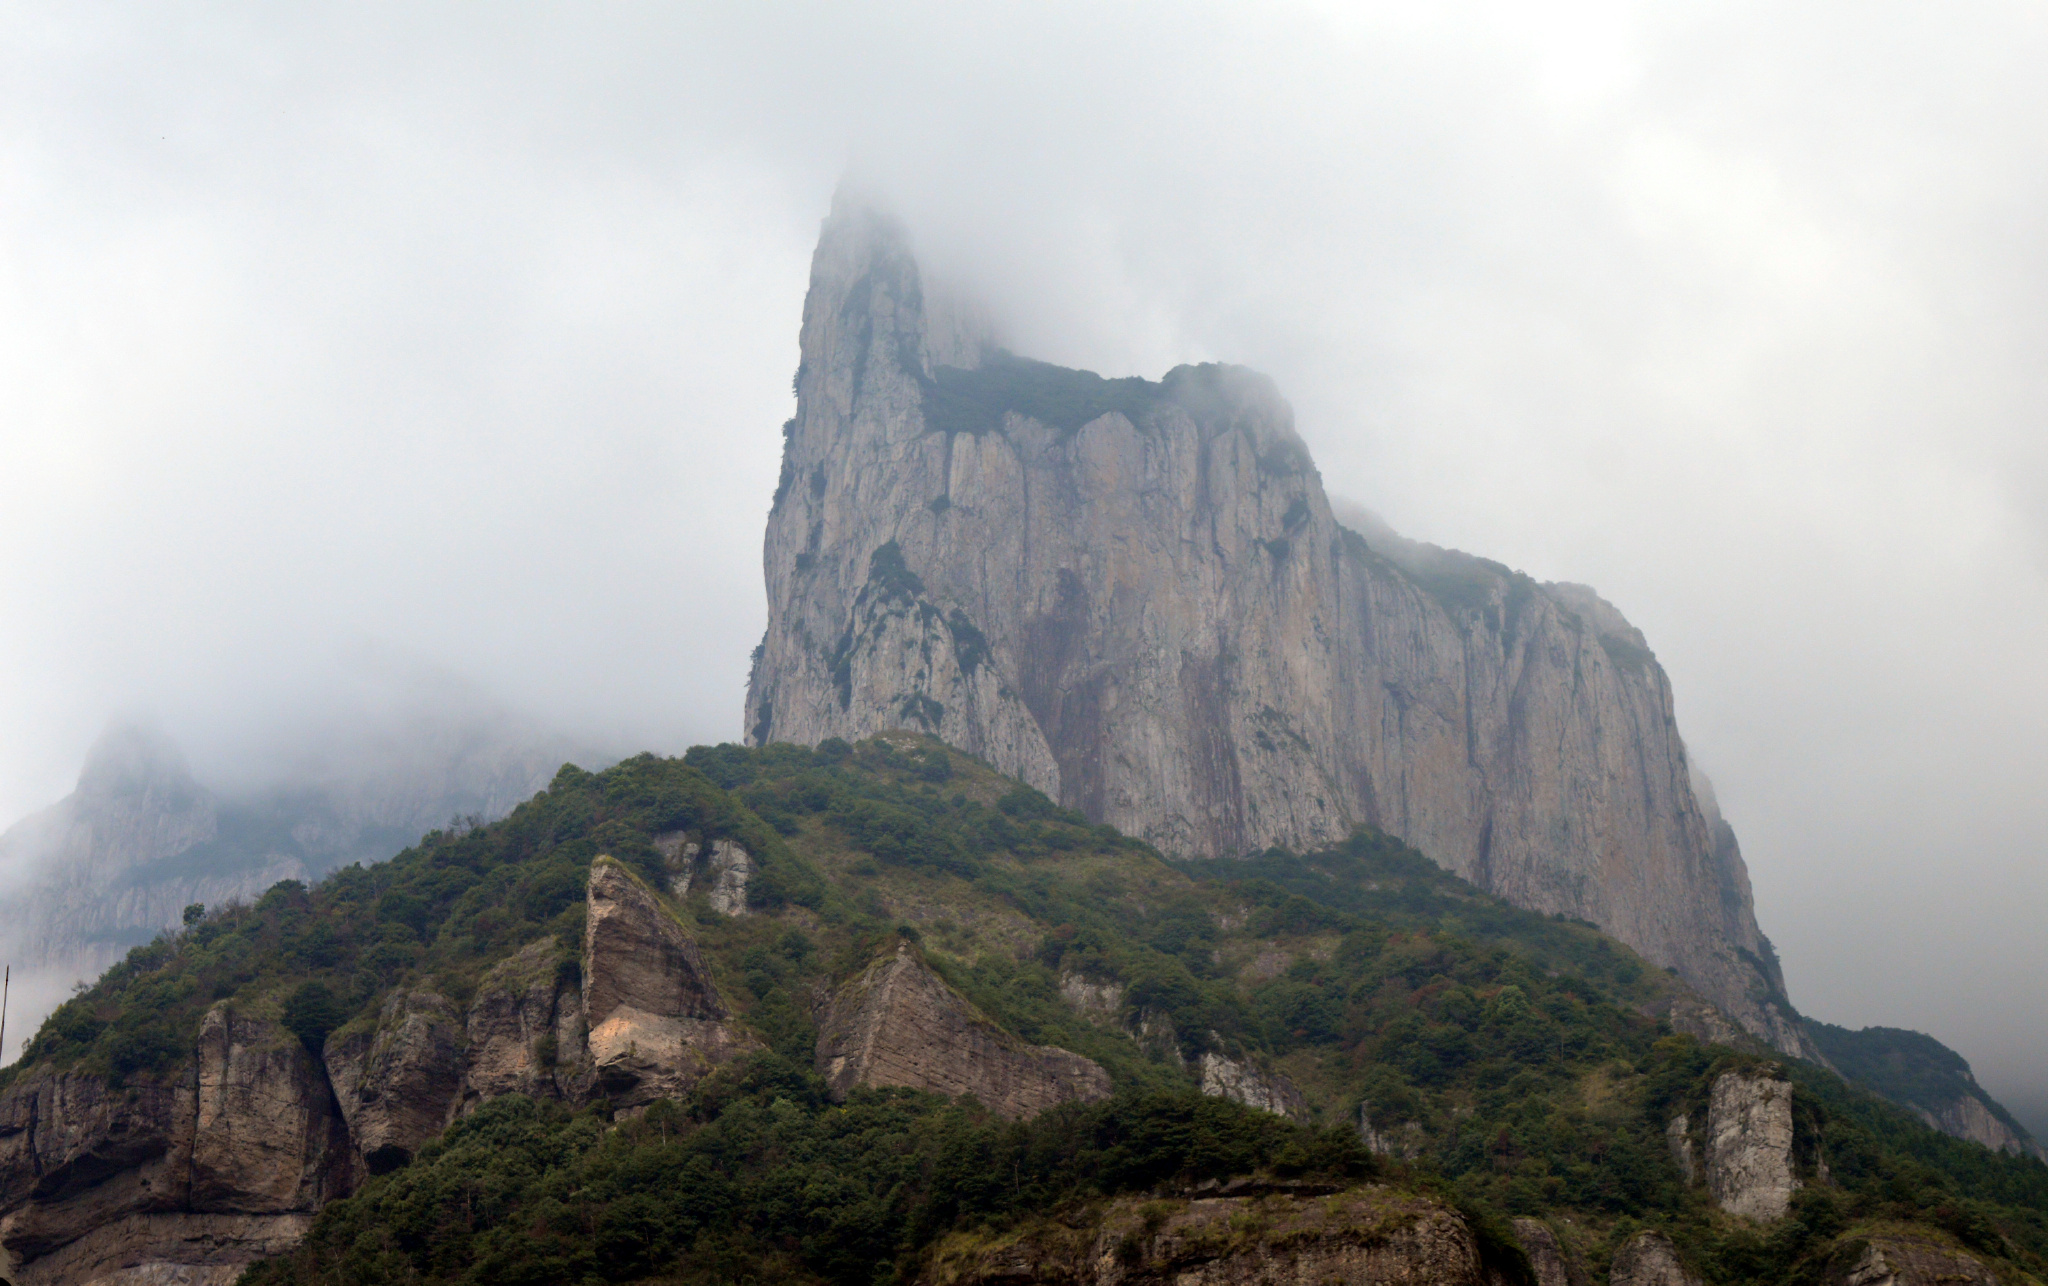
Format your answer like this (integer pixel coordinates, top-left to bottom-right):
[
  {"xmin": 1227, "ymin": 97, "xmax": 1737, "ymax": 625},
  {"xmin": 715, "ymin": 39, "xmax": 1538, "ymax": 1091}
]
[{"xmin": 2, "ymin": 3, "xmax": 2044, "ymax": 1134}]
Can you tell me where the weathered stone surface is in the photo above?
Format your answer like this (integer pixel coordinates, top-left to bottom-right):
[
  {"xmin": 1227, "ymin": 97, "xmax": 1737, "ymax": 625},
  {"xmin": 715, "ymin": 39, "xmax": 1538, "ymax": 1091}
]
[
  {"xmin": 582, "ymin": 857, "xmax": 758, "ymax": 1109},
  {"xmin": 0, "ymin": 1021, "xmax": 343, "ymax": 1282},
  {"xmin": 463, "ymin": 938, "xmax": 580, "ymax": 1105},
  {"xmin": 190, "ymin": 1004, "xmax": 350, "ymax": 1212},
  {"xmin": 1833, "ymin": 1233, "xmax": 1999, "ymax": 1286},
  {"xmin": 1057, "ymin": 972, "xmax": 1124, "ymax": 1023},
  {"xmin": 1917, "ymin": 1093, "xmax": 2046, "ymax": 1162},
  {"xmin": 1706, "ymin": 1069, "xmax": 1797, "ymax": 1221},
  {"xmin": 324, "ymin": 990, "xmax": 465, "ymax": 1172},
  {"xmin": 918, "ymin": 1185, "xmax": 1488, "ymax": 1285},
  {"xmin": 816, "ymin": 941, "xmax": 1111, "ymax": 1120},
  {"xmin": 1610, "ymin": 1231, "xmax": 1702, "ymax": 1286},
  {"xmin": 1196, "ymin": 1052, "xmax": 1307, "ymax": 1121},
  {"xmin": 7, "ymin": 1212, "xmax": 313, "ymax": 1286},
  {"xmin": 703, "ymin": 840, "xmax": 753, "ymax": 916},
  {"xmin": 743, "ymin": 193, "xmax": 1818, "ymax": 1059},
  {"xmin": 1512, "ymin": 1219, "xmax": 1584, "ymax": 1286}
]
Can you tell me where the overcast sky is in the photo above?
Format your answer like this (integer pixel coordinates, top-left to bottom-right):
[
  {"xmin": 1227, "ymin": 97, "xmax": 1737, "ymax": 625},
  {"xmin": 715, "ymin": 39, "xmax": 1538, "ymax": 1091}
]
[{"xmin": 4, "ymin": 2, "xmax": 2044, "ymax": 1133}]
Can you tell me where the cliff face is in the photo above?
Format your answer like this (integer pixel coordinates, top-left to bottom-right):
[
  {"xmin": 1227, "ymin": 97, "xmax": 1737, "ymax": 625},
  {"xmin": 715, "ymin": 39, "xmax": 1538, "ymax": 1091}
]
[
  {"xmin": 916, "ymin": 1185, "xmax": 1493, "ymax": 1286},
  {"xmin": 744, "ymin": 196, "xmax": 1815, "ymax": 1058},
  {"xmin": 815, "ymin": 941, "xmax": 1110, "ymax": 1120}
]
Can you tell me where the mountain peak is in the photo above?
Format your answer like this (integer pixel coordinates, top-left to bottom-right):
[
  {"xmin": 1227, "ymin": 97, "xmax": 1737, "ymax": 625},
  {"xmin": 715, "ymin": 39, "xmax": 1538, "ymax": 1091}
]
[{"xmin": 75, "ymin": 721, "xmax": 199, "ymax": 803}]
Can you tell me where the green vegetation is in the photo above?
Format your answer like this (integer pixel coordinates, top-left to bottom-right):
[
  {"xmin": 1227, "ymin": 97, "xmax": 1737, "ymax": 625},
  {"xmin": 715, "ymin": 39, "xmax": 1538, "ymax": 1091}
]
[
  {"xmin": 922, "ymin": 351, "xmax": 1163, "ymax": 437},
  {"xmin": 1807, "ymin": 1020, "xmax": 2036, "ymax": 1145},
  {"xmin": 5, "ymin": 736, "xmax": 2044, "ymax": 1285}
]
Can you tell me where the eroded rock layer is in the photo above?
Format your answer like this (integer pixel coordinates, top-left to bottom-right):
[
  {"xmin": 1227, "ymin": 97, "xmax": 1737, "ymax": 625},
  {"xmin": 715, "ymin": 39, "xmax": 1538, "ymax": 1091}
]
[
  {"xmin": 744, "ymin": 194, "xmax": 1817, "ymax": 1058},
  {"xmin": 917, "ymin": 1185, "xmax": 1490, "ymax": 1286},
  {"xmin": 815, "ymin": 942, "xmax": 1110, "ymax": 1120}
]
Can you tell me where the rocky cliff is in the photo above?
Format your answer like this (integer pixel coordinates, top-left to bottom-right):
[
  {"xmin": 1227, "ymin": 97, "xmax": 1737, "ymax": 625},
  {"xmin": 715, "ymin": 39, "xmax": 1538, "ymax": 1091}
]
[
  {"xmin": 1667, "ymin": 1068, "xmax": 1800, "ymax": 1222},
  {"xmin": 0, "ymin": 853, "xmax": 753, "ymax": 1282},
  {"xmin": 744, "ymin": 194, "xmax": 1816, "ymax": 1059},
  {"xmin": 916, "ymin": 1185, "xmax": 1496, "ymax": 1286},
  {"xmin": 815, "ymin": 940, "xmax": 1110, "ymax": 1119}
]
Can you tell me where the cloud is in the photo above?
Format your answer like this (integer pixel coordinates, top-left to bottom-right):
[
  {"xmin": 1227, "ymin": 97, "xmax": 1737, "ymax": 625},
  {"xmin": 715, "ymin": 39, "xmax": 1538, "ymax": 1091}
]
[{"xmin": 2, "ymin": 1, "xmax": 2043, "ymax": 1122}]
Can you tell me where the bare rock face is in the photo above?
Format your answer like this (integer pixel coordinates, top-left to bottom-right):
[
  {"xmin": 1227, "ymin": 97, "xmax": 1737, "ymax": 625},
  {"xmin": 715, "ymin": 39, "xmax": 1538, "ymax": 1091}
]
[
  {"xmin": 920, "ymin": 1185, "xmax": 1487, "ymax": 1285},
  {"xmin": 324, "ymin": 990, "xmax": 465, "ymax": 1173},
  {"xmin": 582, "ymin": 857, "xmax": 759, "ymax": 1109},
  {"xmin": 0, "ymin": 1009, "xmax": 348, "ymax": 1285},
  {"xmin": 1196, "ymin": 1052, "xmax": 1307, "ymax": 1121},
  {"xmin": 816, "ymin": 942, "xmax": 1111, "ymax": 1120},
  {"xmin": 1834, "ymin": 1234, "xmax": 1999, "ymax": 1286},
  {"xmin": 1513, "ymin": 1219, "xmax": 1585, "ymax": 1286},
  {"xmin": 1705, "ymin": 1069, "xmax": 1798, "ymax": 1221},
  {"xmin": 1917, "ymin": 1093, "xmax": 2045, "ymax": 1162},
  {"xmin": 1057, "ymin": 972, "xmax": 1124, "ymax": 1023},
  {"xmin": 744, "ymin": 193, "xmax": 1818, "ymax": 1059},
  {"xmin": 190, "ymin": 1004, "xmax": 351, "ymax": 1212},
  {"xmin": 1610, "ymin": 1231, "xmax": 1702, "ymax": 1286},
  {"xmin": 463, "ymin": 938, "xmax": 582, "ymax": 1105}
]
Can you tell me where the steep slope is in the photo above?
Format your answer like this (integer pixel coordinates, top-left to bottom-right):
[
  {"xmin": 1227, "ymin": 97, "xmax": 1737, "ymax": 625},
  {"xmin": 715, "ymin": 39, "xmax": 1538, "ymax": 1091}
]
[
  {"xmin": 1807, "ymin": 1021, "xmax": 2048, "ymax": 1161},
  {"xmin": 744, "ymin": 195, "xmax": 1815, "ymax": 1060},
  {"xmin": 1, "ymin": 737, "xmax": 2040, "ymax": 1286}
]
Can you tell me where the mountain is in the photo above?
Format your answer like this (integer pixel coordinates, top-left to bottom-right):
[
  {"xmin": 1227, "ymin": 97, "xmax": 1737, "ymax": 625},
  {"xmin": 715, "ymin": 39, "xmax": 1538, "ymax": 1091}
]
[
  {"xmin": 1806, "ymin": 1020, "xmax": 2047, "ymax": 1162},
  {"xmin": 2, "ymin": 737, "xmax": 2041, "ymax": 1285},
  {"xmin": 0, "ymin": 708, "xmax": 594, "ymax": 1064},
  {"xmin": 743, "ymin": 194, "xmax": 1818, "ymax": 1063}
]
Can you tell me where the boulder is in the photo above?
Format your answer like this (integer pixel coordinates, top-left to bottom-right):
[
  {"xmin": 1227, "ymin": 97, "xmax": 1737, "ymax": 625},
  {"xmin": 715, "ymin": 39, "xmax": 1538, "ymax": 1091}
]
[
  {"xmin": 816, "ymin": 941, "xmax": 1110, "ymax": 1120},
  {"xmin": 325, "ymin": 990, "xmax": 465, "ymax": 1173},
  {"xmin": 581, "ymin": 857, "xmax": 758, "ymax": 1108},
  {"xmin": 1512, "ymin": 1218, "xmax": 1585, "ymax": 1286},
  {"xmin": 1610, "ymin": 1231, "xmax": 1702, "ymax": 1286}
]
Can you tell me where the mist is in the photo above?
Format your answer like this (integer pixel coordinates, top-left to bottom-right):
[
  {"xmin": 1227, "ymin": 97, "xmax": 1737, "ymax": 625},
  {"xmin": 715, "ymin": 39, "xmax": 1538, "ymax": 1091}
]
[{"xmin": 3, "ymin": 4, "xmax": 2045, "ymax": 1135}]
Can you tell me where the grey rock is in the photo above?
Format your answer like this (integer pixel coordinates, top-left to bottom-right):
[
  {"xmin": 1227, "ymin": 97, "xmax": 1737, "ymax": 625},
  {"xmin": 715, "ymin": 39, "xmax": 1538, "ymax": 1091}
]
[
  {"xmin": 581, "ymin": 857, "xmax": 758, "ymax": 1109},
  {"xmin": 743, "ymin": 192, "xmax": 1819, "ymax": 1059},
  {"xmin": 1359, "ymin": 1102, "xmax": 1427, "ymax": 1159},
  {"xmin": 1195, "ymin": 1051, "xmax": 1307, "ymax": 1121},
  {"xmin": 1706, "ymin": 1069, "xmax": 1798, "ymax": 1221},
  {"xmin": 815, "ymin": 941, "xmax": 1110, "ymax": 1120},
  {"xmin": 1513, "ymin": 1218, "xmax": 1585, "ymax": 1286},
  {"xmin": 324, "ymin": 991, "xmax": 466, "ymax": 1173},
  {"xmin": 1666, "ymin": 1114, "xmax": 1699, "ymax": 1187},
  {"xmin": 1610, "ymin": 1231, "xmax": 1702, "ymax": 1286}
]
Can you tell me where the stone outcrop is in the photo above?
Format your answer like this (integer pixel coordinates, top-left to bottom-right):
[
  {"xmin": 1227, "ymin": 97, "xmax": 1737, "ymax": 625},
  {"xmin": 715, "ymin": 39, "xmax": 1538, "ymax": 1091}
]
[
  {"xmin": 1832, "ymin": 1233, "xmax": 1999, "ymax": 1286},
  {"xmin": 917, "ymin": 1185, "xmax": 1489, "ymax": 1285},
  {"xmin": 1195, "ymin": 1052, "xmax": 1306, "ymax": 1121},
  {"xmin": 1704, "ymin": 1069, "xmax": 1797, "ymax": 1221},
  {"xmin": 1610, "ymin": 1231, "xmax": 1702, "ymax": 1286},
  {"xmin": 0, "ymin": 1007, "xmax": 350, "ymax": 1285},
  {"xmin": 582, "ymin": 857, "xmax": 759, "ymax": 1109},
  {"xmin": 462, "ymin": 938, "xmax": 582, "ymax": 1105},
  {"xmin": 324, "ymin": 990, "xmax": 466, "ymax": 1173},
  {"xmin": 816, "ymin": 941, "xmax": 1110, "ymax": 1119},
  {"xmin": 1917, "ymin": 1093, "xmax": 2044, "ymax": 1162},
  {"xmin": 1667, "ymin": 1115, "xmax": 1700, "ymax": 1186},
  {"xmin": 1057, "ymin": 972, "xmax": 1124, "ymax": 1023},
  {"xmin": 1513, "ymin": 1219, "xmax": 1585, "ymax": 1286},
  {"xmin": 191, "ymin": 1005, "xmax": 352, "ymax": 1212},
  {"xmin": 743, "ymin": 193, "xmax": 1818, "ymax": 1058}
]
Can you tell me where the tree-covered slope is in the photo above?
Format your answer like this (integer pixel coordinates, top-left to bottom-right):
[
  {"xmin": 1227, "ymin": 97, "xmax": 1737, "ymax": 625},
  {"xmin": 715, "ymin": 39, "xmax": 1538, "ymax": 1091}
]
[{"xmin": 5, "ymin": 735, "xmax": 2043, "ymax": 1286}]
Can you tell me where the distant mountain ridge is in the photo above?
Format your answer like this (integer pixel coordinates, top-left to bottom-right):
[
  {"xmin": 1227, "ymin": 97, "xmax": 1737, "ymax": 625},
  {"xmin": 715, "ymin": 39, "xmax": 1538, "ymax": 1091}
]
[
  {"xmin": 0, "ymin": 713, "xmax": 599, "ymax": 1063},
  {"xmin": 1806, "ymin": 1020, "xmax": 2047, "ymax": 1161}
]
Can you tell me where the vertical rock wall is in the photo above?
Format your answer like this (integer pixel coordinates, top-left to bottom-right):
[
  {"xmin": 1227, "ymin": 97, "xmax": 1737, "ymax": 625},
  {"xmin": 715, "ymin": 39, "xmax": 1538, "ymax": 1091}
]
[{"xmin": 744, "ymin": 194, "xmax": 1817, "ymax": 1058}]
